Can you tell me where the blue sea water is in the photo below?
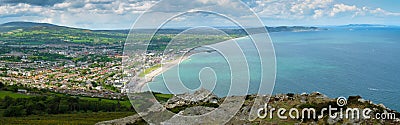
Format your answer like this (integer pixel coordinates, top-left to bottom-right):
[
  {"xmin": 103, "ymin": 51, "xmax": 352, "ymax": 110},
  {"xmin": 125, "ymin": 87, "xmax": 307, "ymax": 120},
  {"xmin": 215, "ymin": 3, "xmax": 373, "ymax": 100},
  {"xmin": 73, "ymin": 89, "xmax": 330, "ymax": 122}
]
[{"xmin": 145, "ymin": 27, "xmax": 400, "ymax": 111}]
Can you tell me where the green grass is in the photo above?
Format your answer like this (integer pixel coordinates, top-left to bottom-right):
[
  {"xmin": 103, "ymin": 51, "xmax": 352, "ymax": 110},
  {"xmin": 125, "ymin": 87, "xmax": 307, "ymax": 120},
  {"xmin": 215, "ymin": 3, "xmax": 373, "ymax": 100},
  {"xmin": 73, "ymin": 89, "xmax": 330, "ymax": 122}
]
[
  {"xmin": 154, "ymin": 93, "xmax": 173, "ymax": 99},
  {"xmin": 154, "ymin": 93, "xmax": 173, "ymax": 102},
  {"xmin": 0, "ymin": 91, "xmax": 175, "ymax": 124},
  {"xmin": 41, "ymin": 91, "xmax": 132, "ymax": 107},
  {"xmin": 72, "ymin": 39, "xmax": 92, "ymax": 43},
  {"xmin": 0, "ymin": 112, "xmax": 135, "ymax": 125},
  {"xmin": 0, "ymin": 90, "xmax": 174, "ymax": 108},
  {"xmin": 0, "ymin": 91, "xmax": 33, "ymax": 99},
  {"xmin": 139, "ymin": 64, "xmax": 162, "ymax": 77},
  {"xmin": 79, "ymin": 96, "xmax": 132, "ymax": 107}
]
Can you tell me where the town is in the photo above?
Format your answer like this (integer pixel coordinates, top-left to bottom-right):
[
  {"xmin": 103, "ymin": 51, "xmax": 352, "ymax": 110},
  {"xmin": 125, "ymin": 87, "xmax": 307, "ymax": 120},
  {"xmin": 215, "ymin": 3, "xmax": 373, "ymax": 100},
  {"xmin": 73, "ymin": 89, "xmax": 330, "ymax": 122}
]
[
  {"xmin": 0, "ymin": 21, "xmax": 320, "ymax": 100},
  {"xmin": 0, "ymin": 43, "xmax": 130, "ymax": 99}
]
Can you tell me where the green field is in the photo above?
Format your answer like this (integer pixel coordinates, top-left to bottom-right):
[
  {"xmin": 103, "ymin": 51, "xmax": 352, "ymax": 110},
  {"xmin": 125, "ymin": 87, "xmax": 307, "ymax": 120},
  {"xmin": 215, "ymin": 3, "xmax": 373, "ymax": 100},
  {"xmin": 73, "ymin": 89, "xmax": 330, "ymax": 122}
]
[
  {"xmin": 0, "ymin": 90, "xmax": 132, "ymax": 107},
  {"xmin": 79, "ymin": 96, "xmax": 132, "ymax": 108},
  {"xmin": 0, "ymin": 112, "xmax": 135, "ymax": 125},
  {"xmin": 0, "ymin": 91, "xmax": 33, "ymax": 98},
  {"xmin": 0, "ymin": 91, "xmax": 136, "ymax": 124},
  {"xmin": 139, "ymin": 64, "xmax": 162, "ymax": 77},
  {"xmin": 0, "ymin": 88, "xmax": 174, "ymax": 124}
]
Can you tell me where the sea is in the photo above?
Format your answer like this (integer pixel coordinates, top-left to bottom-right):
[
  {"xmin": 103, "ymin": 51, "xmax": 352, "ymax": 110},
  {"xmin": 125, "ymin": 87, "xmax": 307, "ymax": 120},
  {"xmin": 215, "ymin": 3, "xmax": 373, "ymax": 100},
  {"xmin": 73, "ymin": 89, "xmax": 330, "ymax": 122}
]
[{"xmin": 144, "ymin": 26, "xmax": 400, "ymax": 111}]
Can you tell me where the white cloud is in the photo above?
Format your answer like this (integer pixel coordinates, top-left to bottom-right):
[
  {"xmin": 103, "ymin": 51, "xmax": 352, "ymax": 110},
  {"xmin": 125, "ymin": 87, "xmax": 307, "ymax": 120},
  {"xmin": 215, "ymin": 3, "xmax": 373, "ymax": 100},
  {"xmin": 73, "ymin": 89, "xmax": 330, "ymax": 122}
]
[
  {"xmin": 329, "ymin": 4, "xmax": 357, "ymax": 16},
  {"xmin": 369, "ymin": 8, "xmax": 400, "ymax": 16},
  {"xmin": 196, "ymin": 0, "xmax": 232, "ymax": 6},
  {"xmin": 51, "ymin": 0, "xmax": 158, "ymax": 15},
  {"xmin": 310, "ymin": 3, "xmax": 400, "ymax": 18},
  {"xmin": 252, "ymin": 0, "xmax": 334, "ymax": 20},
  {"xmin": 0, "ymin": 3, "xmax": 50, "ymax": 16},
  {"xmin": 0, "ymin": 0, "xmax": 151, "ymax": 28},
  {"xmin": 290, "ymin": 0, "xmax": 333, "ymax": 14},
  {"xmin": 313, "ymin": 9, "xmax": 324, "ymax": 18},
  {"xmin": 85, "ymin": 0, "xmax": 114, "ymax": 3},
  {"xmin": 54, "ymin": 2, "xmax": 72, "ymax": 9},
  {"xmin": 252, "ymin": 0, "xmax": 400, "ymax": 20},
  {"xmin": 1, "ymin": 0, "xmax": 400, "ymax": 28}
]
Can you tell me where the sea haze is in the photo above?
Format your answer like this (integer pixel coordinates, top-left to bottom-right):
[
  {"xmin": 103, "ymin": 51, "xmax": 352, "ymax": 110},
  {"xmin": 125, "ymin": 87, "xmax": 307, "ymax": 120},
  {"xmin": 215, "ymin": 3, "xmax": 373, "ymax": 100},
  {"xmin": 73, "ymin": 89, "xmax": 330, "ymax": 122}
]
[{"xmin": 145, "ymin": 27, "xmax": 400, "ymax": 111}]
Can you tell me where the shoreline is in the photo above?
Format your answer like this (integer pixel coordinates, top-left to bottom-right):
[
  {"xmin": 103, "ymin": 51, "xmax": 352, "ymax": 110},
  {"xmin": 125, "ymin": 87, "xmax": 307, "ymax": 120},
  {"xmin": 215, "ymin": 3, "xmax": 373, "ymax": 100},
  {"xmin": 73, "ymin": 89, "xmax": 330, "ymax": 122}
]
[
  {"xmin": 135, "ymin": 55, "xmax": 190, "ymax": 91},
  {"xmin": 133, "ymin": 35, "xmax": 251, "ymax": 92},
  {"xmin": 145, "ymin": 55, "xmax": 190, "ymax": 82}
]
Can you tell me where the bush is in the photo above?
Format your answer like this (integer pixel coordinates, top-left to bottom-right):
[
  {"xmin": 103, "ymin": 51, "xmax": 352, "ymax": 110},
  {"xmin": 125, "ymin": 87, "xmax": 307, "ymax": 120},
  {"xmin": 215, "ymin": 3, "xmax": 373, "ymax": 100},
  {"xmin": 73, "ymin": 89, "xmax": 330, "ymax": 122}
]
[
  {"xmin": 3, "ymin": 105, "xmax": 26, "ymax": 117},
  {"xmin": 0, "ymin": 92, "xmax": 134, "ymax": 117},
  {"xmin": 0, "ymin": 82, "xmax": 4, "ymax": 89}
]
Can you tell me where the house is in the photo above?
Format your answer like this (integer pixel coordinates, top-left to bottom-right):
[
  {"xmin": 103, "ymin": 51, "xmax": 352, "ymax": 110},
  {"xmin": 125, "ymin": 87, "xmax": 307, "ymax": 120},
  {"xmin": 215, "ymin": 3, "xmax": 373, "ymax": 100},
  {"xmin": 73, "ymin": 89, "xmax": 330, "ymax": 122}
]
[
  {"xmin": 17, "ymin": 89, "xmax": 27, "ymax": 93},
  {"xmin": 95, "ymin": 86, "xmax": 102, "ymax": 91},
  {"xmin": 113, "ymin": 83, "xmax": 123, "ymax": 88}
]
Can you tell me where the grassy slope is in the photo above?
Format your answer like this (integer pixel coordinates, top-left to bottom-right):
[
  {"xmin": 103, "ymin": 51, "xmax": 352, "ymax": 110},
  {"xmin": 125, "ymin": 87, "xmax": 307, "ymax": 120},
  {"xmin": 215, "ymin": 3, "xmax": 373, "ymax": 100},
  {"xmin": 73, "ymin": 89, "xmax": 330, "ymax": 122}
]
[
  {"xmin": 0, "ymin": 91, "xmax": 32, "ymax": 98},
  {"xmin": 0, "ymin": 112, "xmax": 135, "ymax": 125},
  {"xmin": 0, "ymin": 90, "xmax": 175, "ymax": 124},
  {"xmin": 0, "ymin": 90, "xmax": 133, "ymax": 107},
  {"xmin": 79, "ymin": 96, "xmax": 132, "ymax": 108}
]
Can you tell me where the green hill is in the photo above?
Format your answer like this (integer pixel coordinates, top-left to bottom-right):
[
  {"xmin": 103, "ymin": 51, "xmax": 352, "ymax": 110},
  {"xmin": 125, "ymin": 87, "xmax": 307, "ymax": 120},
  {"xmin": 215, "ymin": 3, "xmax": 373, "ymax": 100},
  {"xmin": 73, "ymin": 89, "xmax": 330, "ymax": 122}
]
[
  {"xmin": 0, "ymin": 22, "xmax": 127, "ymax": 45},
  {"xmin": 0, "ymin": 21, "xmax": 325, "ymax": 45}
]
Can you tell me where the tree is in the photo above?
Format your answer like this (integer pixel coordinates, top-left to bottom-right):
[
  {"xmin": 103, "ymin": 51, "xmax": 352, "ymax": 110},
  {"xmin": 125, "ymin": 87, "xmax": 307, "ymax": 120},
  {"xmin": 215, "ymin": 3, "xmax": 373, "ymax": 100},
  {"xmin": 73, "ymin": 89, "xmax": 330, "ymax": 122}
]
[
  {"xmin": 1, "ymin": 96, "xmax": 14, "ymax": 108},
  {"xmin": 58, "ymin": 100, "xmax": 69, "ymax": 114},
  {"xmin": 3, "ymin": 105, "xmax": 26, "ymax": 117},
  {"xmin": 0, "ymin": 72, "xmax": 6, "ymax": 77},
  {"xmin": 0, "ymin": 82, "xmax": 4, "ymax": 89}
]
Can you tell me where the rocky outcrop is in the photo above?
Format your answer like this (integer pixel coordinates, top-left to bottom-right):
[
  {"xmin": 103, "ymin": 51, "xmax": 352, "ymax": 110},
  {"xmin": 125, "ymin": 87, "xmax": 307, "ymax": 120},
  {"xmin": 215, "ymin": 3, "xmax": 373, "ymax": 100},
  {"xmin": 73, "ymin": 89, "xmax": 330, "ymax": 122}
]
[
  {"xmin": 165, "ymin": 88, "xmax": 218, "ymax": 109},
  {"xmin": 96, "ymin": 114, "xmax": 145, "ymax": 125},
  {"xmin": 97, "ymin": 90, "xmax": 400, "ymax": 125}
]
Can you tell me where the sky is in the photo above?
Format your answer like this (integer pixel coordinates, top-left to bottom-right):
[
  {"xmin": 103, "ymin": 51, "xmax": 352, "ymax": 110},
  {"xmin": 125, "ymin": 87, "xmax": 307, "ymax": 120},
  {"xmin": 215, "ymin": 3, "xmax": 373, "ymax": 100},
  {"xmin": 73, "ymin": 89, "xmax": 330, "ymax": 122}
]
[{"xmin": 0, "ymin": 0, "xmax": 399, "ymax": 29}]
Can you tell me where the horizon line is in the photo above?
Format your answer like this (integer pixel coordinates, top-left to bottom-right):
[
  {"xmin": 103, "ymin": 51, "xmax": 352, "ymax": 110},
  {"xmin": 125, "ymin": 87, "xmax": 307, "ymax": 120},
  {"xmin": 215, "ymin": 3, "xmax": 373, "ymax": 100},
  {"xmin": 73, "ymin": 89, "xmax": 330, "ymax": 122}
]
[{"xmin": 1, "ymin": 21, "xmax": 399, "ymax": 31}]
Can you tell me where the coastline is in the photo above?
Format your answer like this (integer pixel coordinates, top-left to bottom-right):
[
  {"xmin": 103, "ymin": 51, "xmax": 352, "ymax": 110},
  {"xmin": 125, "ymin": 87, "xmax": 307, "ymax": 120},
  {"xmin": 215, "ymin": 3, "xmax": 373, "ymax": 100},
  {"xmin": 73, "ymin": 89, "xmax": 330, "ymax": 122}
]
[
  {"xmin": 135, "ymin": 55, "xmax": 190, "ymax": 92},
  {"xmin": 134, "ymin": 35, "xmax": 250, "ymax": 92},
  {"xmin": 145, "ymin": 55, "xmax": 190, "ymax": 82},
  {"xmin": 133, "ymin": 35, "xmax": 250, "ymax": 91}
]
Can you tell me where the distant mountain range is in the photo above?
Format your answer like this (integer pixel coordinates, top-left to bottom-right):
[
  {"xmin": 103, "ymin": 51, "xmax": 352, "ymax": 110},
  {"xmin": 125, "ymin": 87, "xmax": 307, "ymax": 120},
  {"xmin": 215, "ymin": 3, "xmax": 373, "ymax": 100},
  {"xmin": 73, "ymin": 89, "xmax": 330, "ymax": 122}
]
[
  {"xmin": 0, "ymin": 21, "xmax": 397, "ymax": 45},
  {"xmin": 0, "ymin": 21, "xmax": 330, "ymax": 45},
  {"xmin": 0, "ymin": 22, "xmax": 129, "ymax": 45},
  {"xmin": 0, "ymin": 21, "xmax": 326, "ymax": 34},
  {"xmin": 1, "ymin": 22, "xmax": 60, "ymax": 28},
  {"xmin": 338, "ymin": 24, "xmax": 391, "ymax": 28},
  {"xmin": 0, "ymin": 21, "xmax": 91, "ymax": 33},
  {"xmin": 2, "ymin": 21, "xmax": 398, "ymax": 32}
]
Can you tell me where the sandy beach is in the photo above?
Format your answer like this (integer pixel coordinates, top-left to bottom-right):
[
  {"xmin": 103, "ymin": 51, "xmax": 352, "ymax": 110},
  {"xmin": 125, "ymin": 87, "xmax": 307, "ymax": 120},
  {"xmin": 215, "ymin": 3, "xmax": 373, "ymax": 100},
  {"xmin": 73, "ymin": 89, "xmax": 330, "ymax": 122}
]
[{"xmin": 133, "ymin": 55, "xmax": 189, "ymax": 92}]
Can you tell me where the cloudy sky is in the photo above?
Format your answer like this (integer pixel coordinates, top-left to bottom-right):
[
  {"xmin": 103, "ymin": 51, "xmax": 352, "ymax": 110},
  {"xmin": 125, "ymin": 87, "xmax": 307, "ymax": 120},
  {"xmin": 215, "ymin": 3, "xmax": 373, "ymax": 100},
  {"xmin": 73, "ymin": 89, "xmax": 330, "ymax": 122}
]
[{"xmin": 0, "ymin": 0, "xmax": 399, "ymax": 29}]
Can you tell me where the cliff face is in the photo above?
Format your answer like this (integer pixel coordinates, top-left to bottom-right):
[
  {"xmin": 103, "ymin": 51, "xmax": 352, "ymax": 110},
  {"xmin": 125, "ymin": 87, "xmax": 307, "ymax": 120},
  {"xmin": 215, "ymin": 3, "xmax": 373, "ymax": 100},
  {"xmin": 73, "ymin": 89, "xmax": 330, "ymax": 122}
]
[{"xmin": 97, "ymin": 90, "xmax": 400, "ymax": 125}]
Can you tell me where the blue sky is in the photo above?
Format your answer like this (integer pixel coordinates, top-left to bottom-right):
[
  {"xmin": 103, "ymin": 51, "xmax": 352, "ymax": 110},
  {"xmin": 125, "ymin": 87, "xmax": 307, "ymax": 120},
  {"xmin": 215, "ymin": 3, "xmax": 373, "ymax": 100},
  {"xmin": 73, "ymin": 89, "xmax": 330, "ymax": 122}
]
[{"xmin": 0, "ymin": 0, "xmax": 399, "ymax": 29}]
